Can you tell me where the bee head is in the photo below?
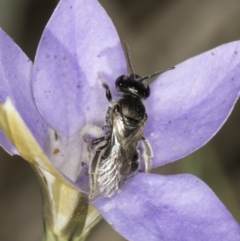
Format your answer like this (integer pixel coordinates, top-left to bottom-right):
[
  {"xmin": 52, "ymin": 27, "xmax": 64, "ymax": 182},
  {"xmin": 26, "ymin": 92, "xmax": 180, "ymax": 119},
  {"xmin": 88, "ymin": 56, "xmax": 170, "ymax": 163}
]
[{"xmin": 115, "ymin": 74, "xmax": 150, "ymax": 99}]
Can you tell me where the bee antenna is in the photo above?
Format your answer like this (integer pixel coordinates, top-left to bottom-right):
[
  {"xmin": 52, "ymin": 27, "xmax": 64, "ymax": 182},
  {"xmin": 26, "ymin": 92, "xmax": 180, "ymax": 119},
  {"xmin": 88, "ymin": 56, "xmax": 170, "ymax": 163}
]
[
  {"xmin": 139, "ymin": 67, "xmax": 175, "ymax": 82},
  {"xmin": 123, "ymin": 40, "xmax": 135, "ymax": 77}
]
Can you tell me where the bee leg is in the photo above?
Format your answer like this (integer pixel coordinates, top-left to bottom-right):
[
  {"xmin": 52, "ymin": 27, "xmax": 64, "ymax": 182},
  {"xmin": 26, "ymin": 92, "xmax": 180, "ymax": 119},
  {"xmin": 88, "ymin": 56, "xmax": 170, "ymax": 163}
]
[
  {"xmin": 101, "ymin": 82, "xmax": 112, "ymax": 102},
  {"xmin": 90, "ymin": 136, "xmax": 105, "ymax": 149},
  {"xmin": 90, "ymin": 130, "xmax": 111, "ymax": 149},
  {"xmin": 89, "ymin": 141, "xmax": 109, "ymax": 199},
  {"xmin": 140, "ymin": 136, "xmax": 153, "ymax": 172},
  {"xmin": 127, "ymin": 151, "xmax": 139, "ymax": 179},
  {"xmin": 131, "ymin": 151, "xmax": 139, "ymax": 172}
]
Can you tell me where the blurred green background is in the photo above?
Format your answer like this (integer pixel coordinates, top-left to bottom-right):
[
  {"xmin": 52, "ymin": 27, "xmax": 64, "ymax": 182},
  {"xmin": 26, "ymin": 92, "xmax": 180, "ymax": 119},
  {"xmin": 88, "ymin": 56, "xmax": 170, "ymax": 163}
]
[{"xmin": 0, "ymin": 0, "xmax": 240, "ymax": 240}]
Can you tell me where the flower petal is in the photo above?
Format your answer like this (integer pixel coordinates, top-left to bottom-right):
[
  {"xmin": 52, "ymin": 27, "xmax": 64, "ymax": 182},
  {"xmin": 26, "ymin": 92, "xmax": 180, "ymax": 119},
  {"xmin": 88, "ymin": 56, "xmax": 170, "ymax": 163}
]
[
  {"xmin": 93, "ymin": 173, "xmax": 240, "ymax": 241},
  {"xmin": 33, "ymin": 0, "xmax": 126, "ymax": 137},
  {"xmin": 145, "ymin": 41, "xmax": 240, "ymax": 167},
  {"xmin": 0, "ymin": 29, "xmax": 49, "ymax": 152},
  {"xmin": 0, "ymin": 29, "xmax": 81, "ymax": 188}
]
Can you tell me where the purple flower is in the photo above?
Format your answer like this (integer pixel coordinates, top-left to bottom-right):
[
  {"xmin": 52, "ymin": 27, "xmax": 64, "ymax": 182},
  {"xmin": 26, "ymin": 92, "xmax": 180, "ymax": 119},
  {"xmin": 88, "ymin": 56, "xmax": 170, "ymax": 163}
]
[{"xmin": 0, "ymin": 0, "xmax": 240, "ymax": 240}]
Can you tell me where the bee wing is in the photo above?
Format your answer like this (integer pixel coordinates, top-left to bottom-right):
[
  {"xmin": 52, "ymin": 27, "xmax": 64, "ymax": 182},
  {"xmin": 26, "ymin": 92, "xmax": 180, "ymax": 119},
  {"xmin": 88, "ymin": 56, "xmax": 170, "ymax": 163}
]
[
  {"xmin": 97, "ymin": 113, "xmax": 147, "ymax": 197},
  {"xmin": 97, "ymin": 137, "xmax": 130, "ymax": 197},
  {"xmin": 97, "ymin": 129, "xmax": 145, "ymax": 196}
]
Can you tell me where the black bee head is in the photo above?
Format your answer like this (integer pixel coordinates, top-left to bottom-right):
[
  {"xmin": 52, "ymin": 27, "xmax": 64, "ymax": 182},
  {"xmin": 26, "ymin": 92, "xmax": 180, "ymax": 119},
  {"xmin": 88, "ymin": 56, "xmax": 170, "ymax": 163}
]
[{"xmin": 115, "ymin": 74, "xmax": 150, "ymax": 99}]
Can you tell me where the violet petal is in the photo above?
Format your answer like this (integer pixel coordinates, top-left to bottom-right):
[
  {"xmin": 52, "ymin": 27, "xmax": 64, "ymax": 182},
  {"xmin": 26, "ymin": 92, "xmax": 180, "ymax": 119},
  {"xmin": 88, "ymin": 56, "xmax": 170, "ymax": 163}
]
[
  {"xmin": 145, "ymin": 41, "xmax": 240, "ymax": 168},
  {"xmin": 33, "ymin": 0, "xmax": 126, "ymax": 137},
  {"xmin": 0, "ymin": 29, "xmax": 49, "ymax": 152},
  {"xmin": 93, "ymin": 173, "xmax": 240, "ymax": 241}
]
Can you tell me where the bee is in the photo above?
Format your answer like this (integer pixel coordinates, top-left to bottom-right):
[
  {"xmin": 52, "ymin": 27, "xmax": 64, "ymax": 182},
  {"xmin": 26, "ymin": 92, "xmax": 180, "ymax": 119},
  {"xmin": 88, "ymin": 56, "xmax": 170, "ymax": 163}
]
[{"xmin": 86, "ymin": 41, "xmax": 173, "ymax": 199}]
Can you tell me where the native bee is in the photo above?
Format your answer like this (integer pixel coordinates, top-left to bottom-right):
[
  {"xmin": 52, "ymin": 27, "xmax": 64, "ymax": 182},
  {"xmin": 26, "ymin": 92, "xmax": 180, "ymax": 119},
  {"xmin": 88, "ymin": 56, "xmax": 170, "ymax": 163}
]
[{"xmin": 84, "ymin": 41, "xmax": 173, "ymax": 199}]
